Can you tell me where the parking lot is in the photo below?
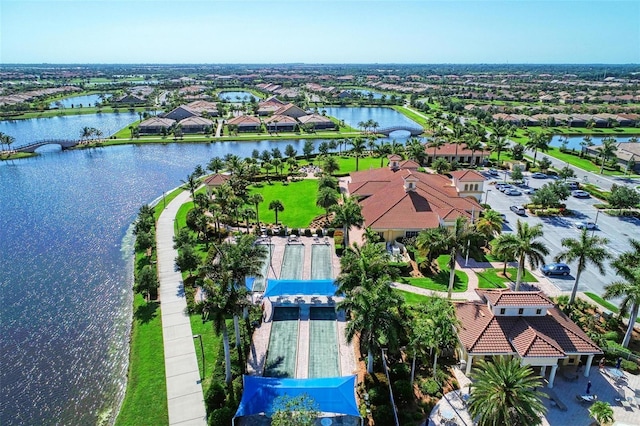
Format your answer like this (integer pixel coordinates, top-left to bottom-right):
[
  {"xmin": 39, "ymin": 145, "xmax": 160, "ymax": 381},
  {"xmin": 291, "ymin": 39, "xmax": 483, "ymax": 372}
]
[{"xmin": 483, "ymin": 170, "xmax": 640, "ymax": 299}]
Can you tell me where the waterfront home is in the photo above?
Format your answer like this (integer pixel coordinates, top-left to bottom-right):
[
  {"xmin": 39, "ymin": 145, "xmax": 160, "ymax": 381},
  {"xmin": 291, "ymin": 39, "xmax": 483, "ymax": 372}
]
[
  {"xmin": 186, "ymin": 100, "xmax": 219, "ymax": 117},
  {"xmin": 163, "ymin": 105, "xmax": 199, "ymax": 121},
  {"xmin": 178, "ymin": 116, "xmax": 214, "ymax": 133},
  {"xmin": 257, "ymin": 96, "xmax": 286, "ymax": 115},
  {"xmin": 273, "ymin": 103, "xmax": 307, "ymax": 119},
  {"xmin": 584, "ymin": 142, "xmax": 640, "ymax": 172},
  {"xmin": 298, "ymin": 114, "xmax": 336, "ymax": 130},
  {"xmin": 138, "ymin": 117, "xmax": 175, "ymax": 135},
  {"xmin": 347, "ymin": 157, "xmax": 482, "ymax": 241},
  {"xmin": 425, "ymin": 142, "xmax": 490, "ymax": 166},
  {"xmin": 263, "ymin": 114, "xmax": 297, "ymax": 132},
  {"xmin": 455, "ymin": 289, "xmax": 602, "ymax": 388},
  {"xmin": 226, "ymin": 115, "xmax": 262, "ymax": 132}
]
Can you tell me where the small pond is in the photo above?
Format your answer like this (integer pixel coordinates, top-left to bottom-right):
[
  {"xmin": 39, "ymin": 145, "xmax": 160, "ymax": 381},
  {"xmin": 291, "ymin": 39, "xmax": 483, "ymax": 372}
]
[
  {"xmin": 218, "ymin": 91, "xmax": 260, "ymax": 102},
  {"xmin": 49, "ymin": 94, "xmax": 111, "ymax": 109}
]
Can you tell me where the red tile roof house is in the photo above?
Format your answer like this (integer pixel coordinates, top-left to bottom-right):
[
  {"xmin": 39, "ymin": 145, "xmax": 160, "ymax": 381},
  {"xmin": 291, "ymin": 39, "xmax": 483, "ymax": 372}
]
[
  {"xmin": 456, "ymin": 289, "xmax": 602, "ymax": 388},
  {"xmin": 186, "ymin": 100, "xmax": 219, "ymax": 117},
  {"xmin": 298, "ymin": 113, "xmax": 336, "ymax": 130},
  {"xmin": 263, "ymin": 114, "xmax": 298, "ymax": 132},
  {"xmin": 178, "ymin": 116, "xmax": 214, "ymax": 134},
  {"xmin": 425, "ymin": 142, "xmax": 491, "ymax": 167},
  {"xmin": 272, "ymin": 103, "xmax": 307, "ymax": 119},
  {"xmin": 163, "ymin": 105, "xmax": 199, "ymax": 121},
  {"xmin": 256, "ymin": 96, "xmax": 287, "ymax": 116},
  {"xmin": 347, "ymin": 156, "xmax": 484, "ymax": 242},
  {"xmin": 226, "ymin": 115, "xmax": 262, "ymax": 132},
  {"xmin": 203, "ymin": 173, "xmax": 230, "ymax": 196},
  {"xmin": 138, "ymin": 117, "xmax": 176, "ymax": 135}
]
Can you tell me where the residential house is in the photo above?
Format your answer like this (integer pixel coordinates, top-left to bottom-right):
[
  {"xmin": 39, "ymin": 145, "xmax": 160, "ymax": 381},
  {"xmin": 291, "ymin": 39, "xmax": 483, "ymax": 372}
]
[
  {"xmin": 455, "ymin": 289, "xmax": 602, "ymax": 388},
  {"xmin": 298, "ymin": 114, "xmax": 336, "ymax": 130},
  {"xmin": 186, "ymin": 100, "xmax": 219, "ymax": 117},
  {"xmin": 585, "ymin": 142, "xmax": 640, "ymax": 172},
  {"xmin": 178, "ymin": 116, "xmax": 214, "ymax": 133},
  {"xmin": 163, "ymin": 105, "xmax": 199, "ymax": 121},
  {"xmin": 226, "ymin": 115, "xmax": 262, "ymax": 132},
  {"xmin": 257, "ymin": 96, "xmax": 286, "ymax": 115},
  {"xmin": 264, "ymin": 114, "xmax": 298, "ymax": 132},
  {"xmin": 138, "ymin": 117, "xmax": 175, "ymax": 135},
  {"xmin": 347, "ymin": 158, "xmax": 483, "ymax": 242},
  {"xmin": 273, "ymin": 103, "xmax": 307, "ymax": 119},
  {"xmin": 425, "ymin": 142, "xmax": 490, "ymax": 166}
]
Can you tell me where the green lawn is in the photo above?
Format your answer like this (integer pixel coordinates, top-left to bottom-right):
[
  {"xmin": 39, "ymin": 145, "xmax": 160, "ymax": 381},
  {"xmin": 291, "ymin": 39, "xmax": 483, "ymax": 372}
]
[
  {"xmin": 115, "ymin": 295, "xmax": 167, "ymax": 426},
  {"xmin": 249, "ymin": 179, "xmax": 324, "ymax": 228},
  {"xmin": 394, "ymin": 289, "xmax": 432, "ymax": 305},
  {"xmin": 398, "ymin": 255, "xmax": 468, "ymax": 293},
  {"xmin": 190, "ymin": 315, "xmax": 223, "ymax": 390},
  {"xmin": 584, "ymin": 292, "xmax": 640, "ymax": 323},
  {"xmin": 476, "ymin": 267, "xmax": 538, "ymax": 289}
]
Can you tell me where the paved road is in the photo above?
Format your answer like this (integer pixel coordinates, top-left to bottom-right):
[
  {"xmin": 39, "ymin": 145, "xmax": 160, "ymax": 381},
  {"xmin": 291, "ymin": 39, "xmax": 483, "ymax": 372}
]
[
  {"xmin": 157, "ymin": 190, "xmax": 207, "ymax": 425},
  {"xmin": 482, "ymin": 170, "xmax": 639, "ymax": 300}
]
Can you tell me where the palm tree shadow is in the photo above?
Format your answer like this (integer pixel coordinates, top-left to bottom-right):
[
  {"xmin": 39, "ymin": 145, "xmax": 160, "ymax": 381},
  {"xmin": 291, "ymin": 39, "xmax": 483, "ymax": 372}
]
[
  {"xmin": 263, "ymin": 356, "xmax": 290, "ymax": 378},
  {"xmin": 134, "ymin": 301, "xmax": 159, "ymax": 325}
]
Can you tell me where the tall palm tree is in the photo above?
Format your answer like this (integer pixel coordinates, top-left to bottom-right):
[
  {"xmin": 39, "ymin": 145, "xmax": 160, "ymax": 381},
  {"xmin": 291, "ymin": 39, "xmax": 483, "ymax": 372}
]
[
  {"xmin": 248, "ymin": 193, "xmax": 264, "ymax": 227},
  {"xmin": 475, "ymin": 209, "xmax": 504, "ymax": 239},
  {"xmin": 525, "ymin": 131, "xmax": 551, "ymax": 167},
  {"xmin": 316, "ymin": 187, "xmax": 339, "ymax": 220},
  {"xmin": 373, "ymin": 142, "xmax": 392, "ymax": 167},
  {"xmin": 492, "ymin": 220, "xmax": 549, "ymax": 290},
  {"xmin": 200, "ymin": 278, "xmax": 234, "ymax": 384},
  {"xmin": 580, "ymin": 135, "xmax": 594, "ymax": 157},
  {"xmin": 417, "ymin": 217, "xmax": 479, "ymax": 298},
  {"xmin": 468, "ymin": 357, "xmax": 546, "ymax": 426},
  {"xmin": 405, "ymin": 138, "xmax": 427, "ymax": 165},
  {"xmin": 268, "ymin": 199, "xmax": 284, "ymax": 225},
  {"xmin": 322, "ymin": 155, "xmax": 340, "ymax": 176},
  {"xmin": 335, "ymin": 241, "xmax": 398, "ymax": 295},
  {"xmin": 207, "ymin": 156, "xmax": 225, "ymax": 173},
  {"xmin": 598, "ymin": 137, "xmax": 618, "ymax": 174},
  {"xmin": 487, "ymin": 135, "xmax": 509, "ymax": 164},
  {"xmin": 337, "ymin": 277, "xmax": 404, "ymax": 374},
  {"xmin": 181, "ymin": 173, "xmax": 199, "ymax": 201},
  {"xmin": 330, "ymin": 195, "xmax": 364, "ymax": 248},
  {"xmin": 426, "ymin": 137, "xmax": 445, "ymax": 166},
  {"xmin": 604, "ymin": 238, "xmax": 640, "ymax": 347},
  {"xmin": 464, "ymin": 136, "xmax": 483, "ymax": 166},
  {"xmin": 350, "ymin": 137, "xmax": 367, "ymax": 171},
  {"xmin": 554, "ymin": 229, "xmax": 611, "ymax": 305}
]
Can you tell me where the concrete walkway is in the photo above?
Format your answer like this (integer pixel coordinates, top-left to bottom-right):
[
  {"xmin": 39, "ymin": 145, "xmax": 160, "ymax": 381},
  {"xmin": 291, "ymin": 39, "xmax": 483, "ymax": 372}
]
[{"xmin": 156, "ymin": 190, "xmax": 207, "ymax": 426}]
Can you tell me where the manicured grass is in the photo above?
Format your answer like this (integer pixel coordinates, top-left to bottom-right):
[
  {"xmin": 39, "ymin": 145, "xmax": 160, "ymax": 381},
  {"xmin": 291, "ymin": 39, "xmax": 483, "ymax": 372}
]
[
  {"xmin": 115, "ymin": 294, "xmax": 167, "ymax": 426},
  {"xmin": 476, "ymin": 267, "xmax": 538, "ymax": 289},
  {"xmin": 175, "ymin": 201, "xmax": 195, "ymax": 232},
  {"xmin": 3, "ymin": 106, "xmax": 151, "ymax": 120},
  {"xmin": 153, "ymin": 187, "xmax": 186, "ymax": 220},
  {"xmin": 391, "ymin": 105, "xmax": 430, "ymax": 128},
  {"xmin": 394, "ymin": 289, "xmax": 432, "ymax": 305},
  {"xmin": 249, "ymin": 179, "xmax": 324, "ymax": 228},
  {"xmin": 584, "ymin": 292, "xmax": 640, "ymax": 323},
  {"xmin": 190, "ymin": 315, "xmax": 223, "ymax": 390},
  {"xmin": 399, "ymin": 255, "xmax": 468, "ymax": 293}
]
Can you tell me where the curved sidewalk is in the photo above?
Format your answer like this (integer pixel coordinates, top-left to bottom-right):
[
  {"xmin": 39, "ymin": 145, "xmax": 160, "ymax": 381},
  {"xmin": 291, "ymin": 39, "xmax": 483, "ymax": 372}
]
[{"xmin": 156, "ymin": 190, "xmax": 207, "ymax": 425}]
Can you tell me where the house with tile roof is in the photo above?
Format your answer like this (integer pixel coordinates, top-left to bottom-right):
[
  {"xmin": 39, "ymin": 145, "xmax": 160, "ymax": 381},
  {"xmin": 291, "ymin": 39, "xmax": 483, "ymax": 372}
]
[
  {"xmin": 163, "ymin": 105, "xmax": 199, "ymax": 121},
  {"xmin": 264, "ymin": 114, "xmax": 298, "ymax": 132},
  {"xmin": 257, "ymin": 96, "xmax": 287, "ymax": 116},
  {"xmin": 455, "ymin": 289, "xmax": 602, "ymax": 388},
  {"xmin": 186, "ymin": 100, "xmax": 219, "ymax": 117},
  {"xmin": 138, "ymin": 117, "xmax": 175, "ymax": 135},
  {"xmin": 298, "ymin": 113, "xmax": 336, "ymax": 130},
  {"xmin": 178, "ymin": 116, "xmax": 214, "ymax": 133},
  {"xmin": 226, "ymin": 115, "xmax": 262, "ymax": 132},
  {"xmin": 203, "ymin": 173, "xmax": 230, "ymax": 195},
  {"xmin": 347, "ymin": 157, "xmax": 483, "ymax": 242},
  {"xmin": 273, "ymin": 103, "xmax": 307, "ymax": 119},
  {"xmin": 426, "ymin": 142, "xmax": 490, "ymax": 166}
]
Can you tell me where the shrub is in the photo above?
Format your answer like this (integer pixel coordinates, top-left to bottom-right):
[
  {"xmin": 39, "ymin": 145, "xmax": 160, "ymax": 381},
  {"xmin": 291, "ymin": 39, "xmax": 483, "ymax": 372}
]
[
  {"xmin": 621, "ymin": 359, "xmax": 639, "ymax": 374},
  {"xmin": 278, "ymin": 227, "xmax": 286, "ymax": 237},
  {"xmin": 290, "ymin": 228, "xmax": 299, "ymax": 236},
  {"xmin": 419, "ymin": 378, "xmax": 441, "ymax": 396},
  {"xmin": 393, "ymin": 379, "xmax": 414, "ymax": 406},
  {"xmin": 208, "ymin": 407, "xmax": 233, "ymax": 426},
  {"xmin": 367, "ymin": 386, "xmax": 389, "ymax": 406},
  {"xmin": 326, "ymin": 228, "xmax": 335, "ymax": 237},
  {"xmin": 315, "ymin": 228, "xmax": 323, "ymax": 237},
  {"xmin": 205, "ymin": 382, "xmax": 226, "ymax": 412},
  {"xmin": 391, "ymin": 363, "xmax": 411, "ymax": 380},
  {"xmin": 372, "ymin": 405, "xmax": 394, "ymax": 425},
  {"xmin": 304, "ymin": 228, "xmax": 312, "ymax": 237}
]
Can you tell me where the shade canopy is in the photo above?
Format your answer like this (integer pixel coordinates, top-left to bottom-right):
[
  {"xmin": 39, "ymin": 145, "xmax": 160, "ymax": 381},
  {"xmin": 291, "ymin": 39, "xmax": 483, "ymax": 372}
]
[
  {"xmin": 263, "ymin": 279, "xmax": 338, "ymax": 298},
  {"xmin": 234, "ymin": 375, "xmax": 360, "ymax": 419}
]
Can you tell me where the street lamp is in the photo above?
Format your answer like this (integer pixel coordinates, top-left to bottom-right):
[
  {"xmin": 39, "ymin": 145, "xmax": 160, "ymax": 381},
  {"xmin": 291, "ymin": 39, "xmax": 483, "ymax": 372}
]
[
  {"xmin": 193, "ymin": 334, "xmax": 205, "ymax": 380},
  {"xmin": 592, "ymin": 210, "xmax": 600, "ymax": 237},
  {"xmin": 483, "ymin": 189, "xmax": 491, "ymax": 204}
]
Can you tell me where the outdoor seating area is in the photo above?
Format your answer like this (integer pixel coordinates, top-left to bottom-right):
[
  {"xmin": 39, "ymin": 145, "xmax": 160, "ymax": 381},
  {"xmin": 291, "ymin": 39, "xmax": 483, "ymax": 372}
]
[{"xmin": 428, "ymin": 390, "xmax": 472, "ymax": 426}]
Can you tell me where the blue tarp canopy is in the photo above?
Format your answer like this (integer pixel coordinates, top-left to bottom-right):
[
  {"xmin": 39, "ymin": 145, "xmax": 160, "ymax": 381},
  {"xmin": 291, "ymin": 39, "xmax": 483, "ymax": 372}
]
[
  {"xmin": 234, "ymin": 375, "xmax": 360, "ymax": 418},
  {"xmin": 245, "ymin": 276, "xmax": 255, "ymax": 291},
  {"xmin": 263, "ymin": 279, "xmax": 337, "ymax": 298}
]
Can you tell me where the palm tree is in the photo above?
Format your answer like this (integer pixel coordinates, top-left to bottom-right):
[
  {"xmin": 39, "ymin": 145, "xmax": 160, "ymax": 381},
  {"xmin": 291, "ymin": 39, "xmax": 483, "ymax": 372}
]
[
  {"xmin": 330, "ymin": 195, "xmax": 364, "ymax": 248},
  {"xmin": 200, "ymin": 278, "xmax": 234, "ymax": 384},
  {"xmin": 604, "ymin": 238, "xmax": 640, "ymax": 348},
  {"xmin": 350, "ymin": 137, "xmax": 367, "ymax": 171},
  {"xmin": 207, "ymin": 156, "xmax": 225, "ymax": 173},
  {"xmin": 426, "ymin": 137, "xmax": 445, "ymax": 166},
  {"xmin": 373, "ymin": 142, "xmax": 392, "ymax": 167},
  {"xmin": 468, "ymin": 357, "xmax": 546, "ymax": 426},
  {"xmin": 475, "ymin": 209, "xmax": 504, "ymax": 239},
  {"xmin": 316, "ymin": 187, "xmax": 339, "ymax": 220},
  {"xmin": 335, "ymin": 241, "xmax": 398, "ymax": 295},
  {"xmin": 525, "ymin": 131, "xmax": 551, "ymax": 168},
  {"xmin": 417, "ymin": 217, "xmax": 478, "ymax": 298},
  {"xmin": 464, "ymin": 136, "xmax": 483, "ymax": 166},
  {"xmin": 589, "ymin": 401, "xmax": 614, "ymax": 426},
  {"xmin": 598, "ymin": 137, "xmax": 618, "ymax": 174},
  {"xmin": 487, "ymin": 135, "xmax": 509, "ymax": 164},
  {"xmin": 268, "ymin": 199, "xmax": 284, "ymax": 225},
  {"xmin": 337, "ymin": 277, "xmax": 404, "ymax": 374},
  {"xmin": 554, "ymin": 229, "xmax": 611, "ymax": 305},
  {"xmin": 248, "ymin": 193, "xmax": 263, "ymax": 227},
  {"xmin": 492, "ymin": 220, "xmax": 549, "ymax": 290},
  {"xmin": 322, "ymin": 156, "xmax": 340, "ymax": 176},
  {"xmin": 580, "ymin": 135, "xmax": 594, "ymax": 157},
  {"xmin": 181, "ymin": 173, "xmax": 199, "ymax": 201},
  {"xmin": 405, "ymin": 138, "xmax": 427, "ymax": 165}
]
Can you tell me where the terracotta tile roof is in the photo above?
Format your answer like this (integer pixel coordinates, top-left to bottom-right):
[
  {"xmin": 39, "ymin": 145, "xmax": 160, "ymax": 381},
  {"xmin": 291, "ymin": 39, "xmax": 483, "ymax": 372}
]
[
  {"xmin": 178, "ymin": 116, "xmax": 214, "ymax": 126},
  {"xmin": 203, "ymin": 173, "xmax": 230, "ymax": 186},
  {"xmin": 480, "ymin": 290, "xmax": 554, "ymax": 307},
  {"xmin": 450, "ymin": 170, "xmax": 486, "ymax": 182},
  {"xmin": 139, "ymin": 117, "xmax": 175, "ymax": 127},
  {"xmin": 273, "ymin": 103, "xmax": 306, "ymax": 117},
  {"xmin": 427, "ymin": 142, "xmax": 491, "ymax": 157},
  {"xmin": 455, "ymin": 301, "xmax": 602, "ymax": 358},
  {"xmin": 349, "ymin": 169, "xmax": 481, "ymax": 231},
  {"xmin": 227, "ymin": 115, "xmax": 261, "ymax": 126},
  {"xmin": 264, "ymin": 114, "xmax": 297, "ymax": 124},
  {"xmin": 298, "ymin": 114, "xmax": 333, "ymax": 124}
]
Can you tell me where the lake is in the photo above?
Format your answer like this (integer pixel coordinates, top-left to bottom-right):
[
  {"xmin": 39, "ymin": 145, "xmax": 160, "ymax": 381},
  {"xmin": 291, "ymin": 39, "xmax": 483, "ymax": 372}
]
[
  {"xmin": 0, "ymin": 112, "xmax": 142, "ymax": 148},
  {"xmin": 218, "ymin": 91, "xmax": 259, "ymax": 102},
  {"xmin": 551, "ymin": 135, "xmax": 637, "ymax": 151},
  {"xmin": 49, "ymin": 94, "xmax": 111, "ymax": 109},
  {"xmin": 322, "ymin": 106, "xmax": 422, "ymax": 136},
  {"xmin": 350, "ymin": 89, "xmax": 383, "ymax": 99}
]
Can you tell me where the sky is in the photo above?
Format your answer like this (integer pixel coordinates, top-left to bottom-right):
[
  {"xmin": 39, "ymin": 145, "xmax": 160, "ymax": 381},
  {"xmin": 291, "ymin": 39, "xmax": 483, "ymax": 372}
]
[{"xmin": 1, "ymin": 0, "xmax": 639, "ymax": 64}]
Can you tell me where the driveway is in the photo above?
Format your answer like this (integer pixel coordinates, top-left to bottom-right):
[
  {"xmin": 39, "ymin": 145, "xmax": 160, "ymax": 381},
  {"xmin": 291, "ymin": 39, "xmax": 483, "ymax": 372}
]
[{"xmin": 483, "ymin": 171, "xmax": 639, "ymax": 299}]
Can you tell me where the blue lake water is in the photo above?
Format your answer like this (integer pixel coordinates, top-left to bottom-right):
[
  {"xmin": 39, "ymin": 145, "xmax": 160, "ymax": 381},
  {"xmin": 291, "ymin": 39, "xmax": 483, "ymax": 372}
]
[
  {"xmin": 49, "ymin": 94, "xmax": 111, "ymax": 109},
  {"xmin": 322, "ymin": 106, "xmax": 421, "ymax": 134},
  {"xmin": 0, "ymin": 112, "xmax": 141, "ymax": 147},
  {"xmin": 551, "ymin": 135, "xmax": 636, "ymax": 151},
  {"xmin": 350, "ymin": 89, "xmax": 383, "ymax": 99},
  {"xmin": 218, "ymin": 91, "xmax": 259, "ymax": 102},
  {"xmin": 0, "ymin": 106, "xmax": 414, "ymax": 425}
]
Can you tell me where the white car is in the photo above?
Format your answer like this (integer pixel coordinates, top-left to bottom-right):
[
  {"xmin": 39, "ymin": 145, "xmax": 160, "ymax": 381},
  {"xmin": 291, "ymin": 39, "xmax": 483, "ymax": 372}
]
[{"xmin": 575, "ymin": 221, "xmax": 597, "ymax": 230}]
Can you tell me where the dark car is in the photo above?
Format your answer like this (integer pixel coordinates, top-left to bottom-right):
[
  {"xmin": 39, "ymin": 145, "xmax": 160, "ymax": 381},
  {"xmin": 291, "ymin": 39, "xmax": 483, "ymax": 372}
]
[
  {"xmin": 540, "ymin": 263, "xmax": 571, "ymax": 276},
  {"xmin": 531, "ymin": 172, "xmax": 547, "ymax": 179}
]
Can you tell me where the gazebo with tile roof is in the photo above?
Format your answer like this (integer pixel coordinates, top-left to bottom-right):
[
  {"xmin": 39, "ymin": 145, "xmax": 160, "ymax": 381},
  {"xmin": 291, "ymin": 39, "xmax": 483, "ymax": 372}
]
[{"xmin": 455, "ymin": 289, "xmax": 602, "ymax": 388}]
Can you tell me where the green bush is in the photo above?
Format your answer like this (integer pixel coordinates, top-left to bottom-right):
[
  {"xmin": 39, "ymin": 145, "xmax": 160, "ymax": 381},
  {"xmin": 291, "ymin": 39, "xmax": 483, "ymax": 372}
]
[
  {"xmin": 419, "ymin": 378, "xmax": 441, "ymax": 396},
  {"xmin": 304, "ymin": 228, "xmax": 313, "ymax": 237},
  {"xmin": 372, "ymin": 405, "xmax": 394, "ymax": 425},
  {"xmin": 367, "ymin": 386, "xmax": 389, "ymax": 406},
  {"xmin": 621, "ymin": 359, "xmax": 639, "ymax": 374},
  {"xmin": 208, "ymin": 407, "xmax": 233, "ymax": 426},
  {"xmin": 205, "ymin": 383, "xmax": 226, "ymax": 412},
  {"xmin": 315, "ymin": 228, "xmax": 323, "ymax": 237},
  {"xmin": 326, "ymin": 228, "xmax": 335, "ymax": 237},
  {"xmin": 391, "ymin": 363, "xmax": 411, "ymax": 380},
  {"xmin": 393, "ymin": 379, "xmax": 414, "ymax": 406}
]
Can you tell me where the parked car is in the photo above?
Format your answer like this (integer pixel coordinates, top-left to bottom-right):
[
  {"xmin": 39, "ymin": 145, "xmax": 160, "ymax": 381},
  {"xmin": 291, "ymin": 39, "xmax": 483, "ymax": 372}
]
[
  {"xmin": 504, "ymin": 189, "xmax": 522, "ymax": 196},
  {"xmin": 521, "ymin": 186, "xmax": 537, "ymax": 194},
  {"xmin": 572, "ymin": 190, "xmax": 590, "ymax": 198},
  {"xmin": 567, "ymin": 181, "xmax": 580, "ymax": 190},
  {"xmin": 497, "ymin": 184, "xmax": 513, "ymax": 192},
  {"xmin": 531, "ymin": 172, "xmax": 547, "ymax": 179},
  {"xmin": 575, "ymin": 221, "xmax": 597, "ymax": 230},
  {"xmin": 540, "ymin": 263, "xmax": 571, "ymax": 276},
  {"xmin": 487, "ymin": 168, "xmax": 500, "ymax": 176},
  {"xmin": 510, "ymin": 205, "xmax": 526, "ymax": 215}
]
